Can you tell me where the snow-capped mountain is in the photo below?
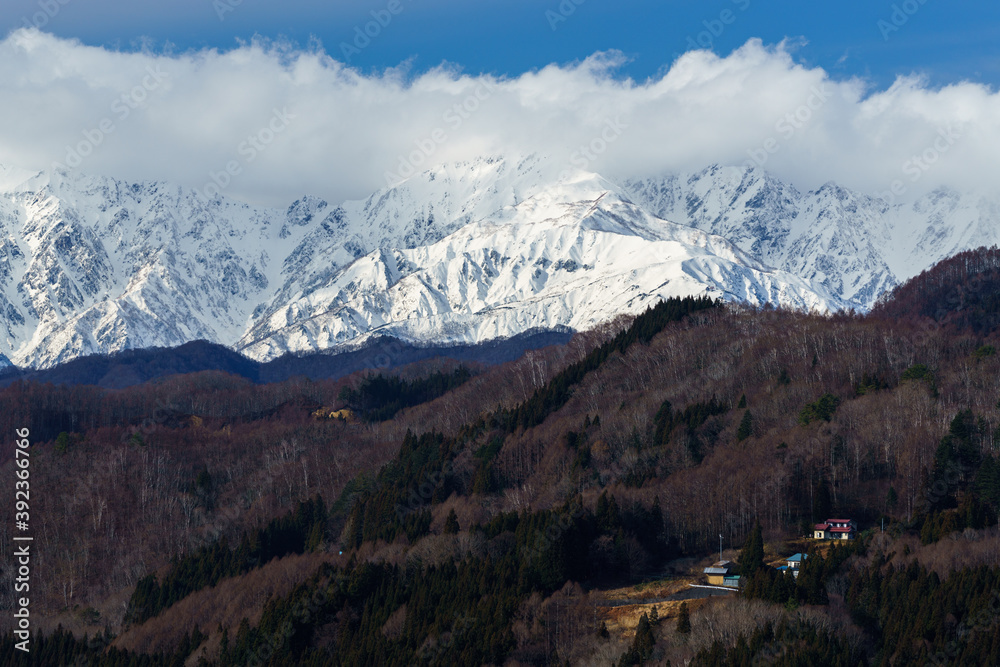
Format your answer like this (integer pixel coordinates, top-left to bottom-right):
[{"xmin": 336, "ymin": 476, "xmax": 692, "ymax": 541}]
[
  {"xmin": 620, "ymin": 165, "xmax": 1000, "ymax": 310},
  {"xmin": 237, "ymin": 168, "xmax": 833, "ymax": 362},
  {"xmin": 0, "ymin": 157, "xmax": 996, "ymax": 369}
]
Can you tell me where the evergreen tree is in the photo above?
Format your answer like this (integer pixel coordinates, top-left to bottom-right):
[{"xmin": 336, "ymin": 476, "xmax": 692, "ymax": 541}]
[
  {"xmin": 305, "ymin": 521, "xmax": 324, "ymax": 552},
  {"xmin": 651, "ymin": 496, "xmax": 663, "ymax": 541},
  {"xmin": 738, "ymin": 522, "xmax": 765, "ymax": 576},
  {"xmin": 596, "ymin": 491, "xmax": 621, "ymax": 532},
  {"xmin": 676, "ymin": 602, "xmax": 691, "ymax": 634},
  {"xmin": 976, "ymin": 456, "xmax": 1000, "ymax": 510},
  {"xmin": 620, "ymin": 612, "xmax": 656, "ymax": 665},
  {"xmin": 736, "ymin": 410, "xmax": 753, "ymax": 441},
  {"xmin": 444, "ymin": 509, "xmax": 460, "ymax": 534},
  {"xmin": 799, "ymin": 393, "xmax": 841, "ymax": 425}
]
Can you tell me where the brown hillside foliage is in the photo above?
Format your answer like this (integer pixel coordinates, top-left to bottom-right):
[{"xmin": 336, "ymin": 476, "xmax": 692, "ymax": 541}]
[
  {"xmin": 487, "ymin": 305, "xmax": 998, "ymax": 555},
  {"xmin": 0, "ymin": 330, "xmax": 598, "ymax": 627},
  {"xmin": 113, "ymin": 551, "xmax": 337, "ymax": 656},
  {"xmin": 2, "ymin": 296, "xmax": 999, "ymax": 646},
  {"xmin": 871, "ymin": 244, "xmax": 1000, "ymax": 334}
]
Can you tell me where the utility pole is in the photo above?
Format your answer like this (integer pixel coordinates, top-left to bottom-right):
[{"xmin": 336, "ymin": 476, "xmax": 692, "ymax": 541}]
[{"xmin": 719, "ymin": 534, "xmax": 723, "ymax": 563}]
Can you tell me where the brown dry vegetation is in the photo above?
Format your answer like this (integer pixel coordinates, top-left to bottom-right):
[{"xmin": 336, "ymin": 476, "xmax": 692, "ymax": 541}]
[
  {"xmin": 1, "ymin": 283, "xmax": 999, "ymax": 664},
  {"xmin": 491, "ymin": 306, "xmax": 998, "ymax": 553},
  {"xmin": 0, "ymin": 330, "xmax": 601, "ymax": 629},
  {"xmin": 112, "ymin": 551, "xmax": 341, "ymax": 655}
]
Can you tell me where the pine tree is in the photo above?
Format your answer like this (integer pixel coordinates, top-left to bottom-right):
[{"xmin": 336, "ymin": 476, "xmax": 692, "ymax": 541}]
[
  {"xmin": 306, "ymin": 520, "xmax": 324, "ymax": 552},
  {"xmin": 737, "ymin": 394, "xmax": 747, "ymax": 409},
  {"xmin": 676, "ymin": 602, "xmax": 691, "ymax": 634},
  {"xmin": 444, "ymin": 509, "xmax": 460, "ymax": 534},
  {"xmin": 651, "ymin": 496, "xmax": 663, "ymax": 541},
  {"xmin": 736, "ymin": 410, "xmax": 753, "ymax": 441},
  {"xmin": 596, "ymin": 491, "xmax": 621, "ymax": 532},
  {"xmin": 346, "ymin": 503, "xmax": 364, "ymax": 549},
  {"xmin": 738, "ymin": 522, "xmax": 765, "ymax": 576},
  {"xmin": 635, "ymin": 612, "xmax": 655, "ymax": 655},
  {"xmin": 649, "ymin": 605, "xmax": 659, "ymax": 625}
]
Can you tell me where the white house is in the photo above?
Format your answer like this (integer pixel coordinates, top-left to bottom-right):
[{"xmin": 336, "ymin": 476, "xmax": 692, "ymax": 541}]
[
  {"xmin": 777, "ymin": 553, "xmax": 808, "ymax": 578},
  {"xmin": 813, "ymin": 518, "xmax": 856, "ymax": 540}
]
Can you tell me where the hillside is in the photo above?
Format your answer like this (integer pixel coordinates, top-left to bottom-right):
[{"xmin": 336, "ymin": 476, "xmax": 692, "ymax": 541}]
[
  {"xmin": 871, "ymin": 244, "xmax": 1000, "ymax": 334},
  {"xmin": 0, "ymin": 330, "xmax": 572, "ymax": 389},
  {"xmin": 1, "ymin": 267, "xmax": 999, "ymax": 664}
]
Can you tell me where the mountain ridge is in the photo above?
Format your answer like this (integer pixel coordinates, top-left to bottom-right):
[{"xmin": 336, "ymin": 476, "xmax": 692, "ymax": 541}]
[
  {"xmin": 0, "ymin": 329, "xmax": 575, "ymax": 389},
  {"xmin": 1, "ymin": 156, "xmax": 997, "ymax": 368}
]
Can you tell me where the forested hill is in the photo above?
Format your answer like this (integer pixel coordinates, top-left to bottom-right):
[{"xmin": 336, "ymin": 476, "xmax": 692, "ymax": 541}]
[
  {"xmin": 1, "ymin": 252, "xmax": 1000, "ymax": 664},
  {"xmin": 871, "ymin": 244, "xmax": 1000, "ymax": 334},
  {"xmin": 0, "ymin": 330, "xmax": 572, "ymax": 389}
]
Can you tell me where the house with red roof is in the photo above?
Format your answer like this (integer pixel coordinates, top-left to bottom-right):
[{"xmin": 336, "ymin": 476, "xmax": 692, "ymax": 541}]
[{"xmin": 813, "ymin": 518, "xmax": 857, "ymax": 540}]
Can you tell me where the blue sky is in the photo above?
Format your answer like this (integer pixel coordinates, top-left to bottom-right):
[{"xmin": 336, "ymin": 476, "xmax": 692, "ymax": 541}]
[
  {"xmin": 1, "ymin": 1, "xmax": 998, "ymax": 207},
  {"xmin": 3, "ymin": 0, "xmax": 999, "ymax": 89}
]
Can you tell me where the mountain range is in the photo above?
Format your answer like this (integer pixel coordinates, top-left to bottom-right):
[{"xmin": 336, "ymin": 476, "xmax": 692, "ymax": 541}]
[{"xmin": 1, "ymin": 155, "xmax": 998, "ymax": 369}]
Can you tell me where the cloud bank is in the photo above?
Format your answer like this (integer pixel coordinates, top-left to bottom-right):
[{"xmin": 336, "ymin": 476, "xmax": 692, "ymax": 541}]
[{"xmin": 1, "ymin": 28, "xmax": 998, "ymax": 207}]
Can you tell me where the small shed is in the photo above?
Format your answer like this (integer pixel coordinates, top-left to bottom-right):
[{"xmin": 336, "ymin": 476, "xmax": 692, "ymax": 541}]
[{"xmin": 703, "ymin": 560, "xmax": 733, "ymax": 586}]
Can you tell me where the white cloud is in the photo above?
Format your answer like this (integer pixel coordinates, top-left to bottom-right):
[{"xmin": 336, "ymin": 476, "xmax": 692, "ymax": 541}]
[{"xmin": 0, "ymin": 29, "xmax": 998, "ymax": 207}]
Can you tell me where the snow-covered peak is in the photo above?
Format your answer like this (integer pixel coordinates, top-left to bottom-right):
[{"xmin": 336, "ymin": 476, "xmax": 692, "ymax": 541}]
[
  {"xmin": 0, "ymin": 156, "xmax": 997, "ymax": 369},
  {"xmin": 237, "ymin": 175, "xmax": 838, "ymax": 361},
  {"xmin": 619, "ymin": 164, "xmax": 1000, "ymax": 310},
  {"xmin": 0, "ymin": 164, "xmax": 41, "ymax": 192}
]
